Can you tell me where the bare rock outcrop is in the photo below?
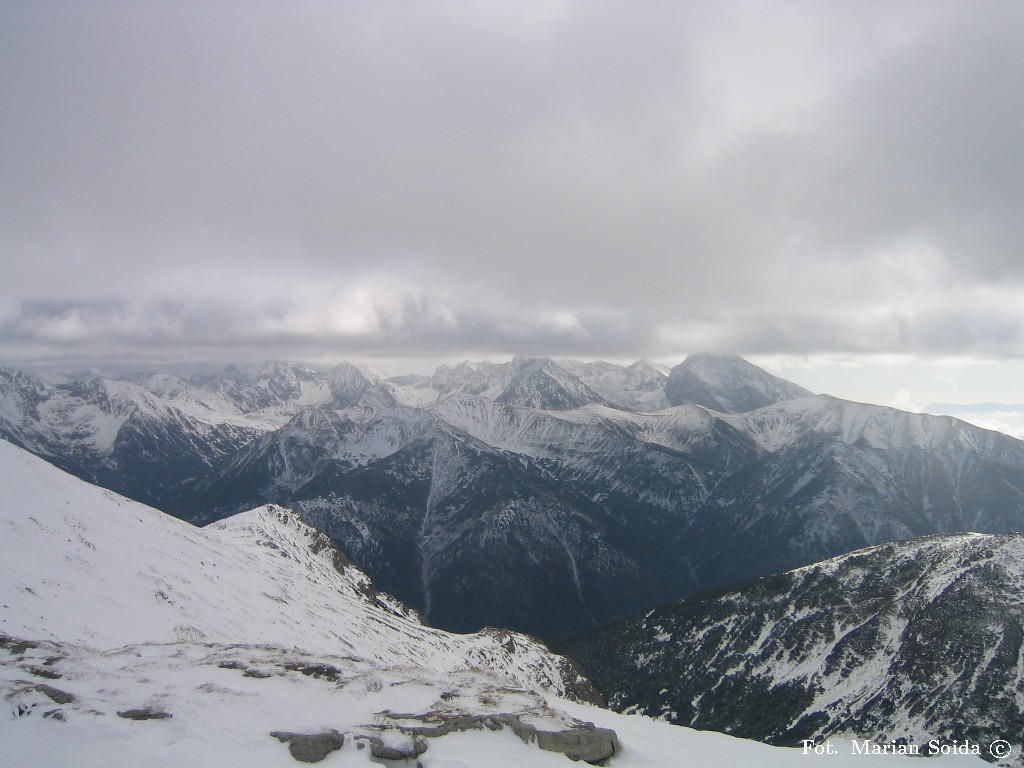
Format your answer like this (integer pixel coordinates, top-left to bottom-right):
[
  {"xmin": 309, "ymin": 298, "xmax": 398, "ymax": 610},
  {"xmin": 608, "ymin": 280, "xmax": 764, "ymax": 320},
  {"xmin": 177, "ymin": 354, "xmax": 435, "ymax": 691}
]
[
  {"xmin": 270, "ymin": 730, "xmax": 345, "ymax": 763},
  {"xmin": 369, "ymin": 709, "xmax": 619, "ymax": 765}
]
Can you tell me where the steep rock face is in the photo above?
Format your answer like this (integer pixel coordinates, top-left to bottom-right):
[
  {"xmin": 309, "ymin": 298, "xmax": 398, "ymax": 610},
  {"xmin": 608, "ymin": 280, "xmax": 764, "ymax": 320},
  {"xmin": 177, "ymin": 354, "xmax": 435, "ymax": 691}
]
[
  {"xmin": 557, "ymin": 533, "xmax": 1024, "ymax": 755},
  {"xmin": 555, "ymin": 359, "xmax": 669, "ymax": 412},
  {"xmin": 194, "ymin": 397, "xmax": 758, "ymax": 638},
  {"xmin": 431, "ymin": 360, "xmax": 511, "ymax": 400},
  {"xmin": 188, "ymin": 406, "xmax": 370, "ymax": 516},
  {"xmin": 265, "ymin": 419, "xmax": 662, "ymax": 638},
  {"xmin": 0, "ymin": 364, "xmax": 49, "ymax": 436},
  {"xmin": 664, "ymin": 354, "xmax": 812, "ymax": 412},
  {"xmin": 0, "ymin": 362, "xmax": 402, "ymax": 515},
  {"xmin": 680, "ymin": 396, "xmax": 1024, "ymax": 588},
  {"xmin": 321, "ymin": 362, "xmax": 398, "ymax": 411},
  {"xmin": 495, "ymin": 357, "xmax": 607, "ymax": 411},
  {"xmin": 166, "ymin": 360, "xmax": 328, "ymax": 414}
]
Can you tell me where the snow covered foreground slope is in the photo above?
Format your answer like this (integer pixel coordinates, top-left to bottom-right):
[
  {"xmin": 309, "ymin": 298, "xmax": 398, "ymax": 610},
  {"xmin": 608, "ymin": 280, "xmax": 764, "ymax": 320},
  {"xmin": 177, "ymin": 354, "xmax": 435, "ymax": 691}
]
[{"xmin": 0, "ymin": 440, "xmax": 987, "ymax": 767}]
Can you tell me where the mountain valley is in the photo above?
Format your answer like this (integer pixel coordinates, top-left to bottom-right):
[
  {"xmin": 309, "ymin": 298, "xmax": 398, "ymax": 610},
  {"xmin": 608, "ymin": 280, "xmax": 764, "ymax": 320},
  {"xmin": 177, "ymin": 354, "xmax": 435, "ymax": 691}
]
[{"xmin": 4, "ymin": 355, "xmax": 1024, "ymax": 641}]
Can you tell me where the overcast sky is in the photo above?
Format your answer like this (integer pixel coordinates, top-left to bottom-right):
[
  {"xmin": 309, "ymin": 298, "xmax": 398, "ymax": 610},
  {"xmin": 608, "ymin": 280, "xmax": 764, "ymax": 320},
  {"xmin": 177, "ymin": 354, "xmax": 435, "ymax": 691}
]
[{"xmin": 2, "ymin": 0, "xmax": 1023, "ymax": 406}]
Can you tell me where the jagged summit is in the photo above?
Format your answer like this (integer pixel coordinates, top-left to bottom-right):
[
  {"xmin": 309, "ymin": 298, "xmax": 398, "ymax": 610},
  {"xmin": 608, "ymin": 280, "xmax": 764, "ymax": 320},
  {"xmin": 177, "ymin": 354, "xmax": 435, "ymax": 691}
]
[
  {"xmin": 554, "ymin": 359, "xmax": 670, "ymax": 411},
  {"xmin": 320, "ymin": 362, "xmax": 397, "ymax": 410},
  {"xmin": 423, "ymin": 356, "xmax": 672, "ymax": 412},
  {"xmin": 495, "ymin": 357, "xmax": 606, "ymax": 410}
]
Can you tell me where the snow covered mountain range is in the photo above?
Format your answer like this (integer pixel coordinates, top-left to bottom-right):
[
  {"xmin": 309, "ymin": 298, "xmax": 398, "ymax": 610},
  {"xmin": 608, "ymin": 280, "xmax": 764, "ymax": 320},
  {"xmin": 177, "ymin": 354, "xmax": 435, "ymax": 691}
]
[
  {"xmin": 4, "ymin": 437, "xmax": 991, "ymax": 767},
  {"xmin": 3, "ymin": 354, "xmax": 1024, "ymax": 641},
  {"xmin": 558, "ymin": 532, "xmax": 1024, "ymax": 761}
]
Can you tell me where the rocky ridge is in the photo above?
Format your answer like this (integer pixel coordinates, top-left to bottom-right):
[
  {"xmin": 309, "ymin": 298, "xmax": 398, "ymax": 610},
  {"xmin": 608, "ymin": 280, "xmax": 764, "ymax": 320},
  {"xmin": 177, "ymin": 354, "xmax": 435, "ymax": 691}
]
[{"xmin": 557, "ymin": 532, "xmax": 1024, "ymax": 762}]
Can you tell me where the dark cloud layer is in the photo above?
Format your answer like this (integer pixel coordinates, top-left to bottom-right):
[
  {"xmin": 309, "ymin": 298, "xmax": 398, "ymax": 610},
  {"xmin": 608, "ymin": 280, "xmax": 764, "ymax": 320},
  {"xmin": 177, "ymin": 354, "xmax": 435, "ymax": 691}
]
[{"xmin": 2, "ymin": 0, "xmax": 1022, "ymax": 371}]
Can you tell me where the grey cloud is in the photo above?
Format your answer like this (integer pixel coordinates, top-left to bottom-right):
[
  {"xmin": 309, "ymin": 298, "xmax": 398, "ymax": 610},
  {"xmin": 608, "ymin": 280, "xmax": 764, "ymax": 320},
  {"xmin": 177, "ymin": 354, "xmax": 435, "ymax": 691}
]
[
  {"xmin": 655, "ymin": 302, "xmax": 1024, "ymax": 360},
  {"xmin": 2, "ymin": 1, "xmax": 1023, "ymax": 370},
  {"xmin": 798, "ymin": 8, "xmax": 1024, "ymax": 279},
  {"xmin": 7, "ymin": 284, "xmax": 1024, "ymax": 373},
  {"xmin": 2, "ymin": 1, "xmax": 710, "ymax": 297},
  {"xmin": 0, "ymin": 295, "xmax": 651, "ymax": 370}
]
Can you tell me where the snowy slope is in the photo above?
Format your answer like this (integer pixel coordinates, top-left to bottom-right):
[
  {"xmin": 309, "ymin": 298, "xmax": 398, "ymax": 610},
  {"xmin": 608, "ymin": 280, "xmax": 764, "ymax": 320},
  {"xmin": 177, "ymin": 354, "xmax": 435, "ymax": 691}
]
[
  {"xmin": 0, "ymin": 439, "xmax": 590, "ymax": 695},
  {"xmin": 386, "ymin": 373, "xmax": 439, "ymax": 407},
  {"xmin": 923, "ymin": 402, "xmax": 1024, "ymax": 441},
  {"xmin": 1, "ymin": 368, "xmax": 214, "ymax": 454},
  {"xmin": 728, "ymin": 395, "xmax": 1016, "ymax": 454},
  {"xmin": 0, "ymin": 438, "xmax": 991, "ymax": 767}
]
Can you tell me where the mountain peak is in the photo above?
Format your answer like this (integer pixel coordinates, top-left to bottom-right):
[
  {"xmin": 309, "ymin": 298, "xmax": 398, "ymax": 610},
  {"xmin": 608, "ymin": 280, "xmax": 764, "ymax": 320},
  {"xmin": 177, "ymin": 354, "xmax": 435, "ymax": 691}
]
[
  {"xmin": 664, "ymin": 354, "xmax": 812, "ymax": 413},
  {"xmin": 627, "ymin": 359, "xmax": 670, "ymax": 376},
  {"xmin": 496, "ymin": 357, "xmax": 605, "ymax": 410}
]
